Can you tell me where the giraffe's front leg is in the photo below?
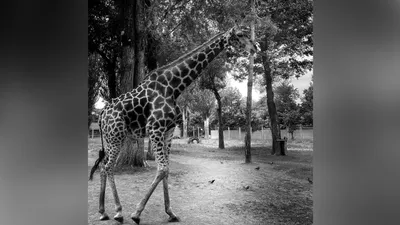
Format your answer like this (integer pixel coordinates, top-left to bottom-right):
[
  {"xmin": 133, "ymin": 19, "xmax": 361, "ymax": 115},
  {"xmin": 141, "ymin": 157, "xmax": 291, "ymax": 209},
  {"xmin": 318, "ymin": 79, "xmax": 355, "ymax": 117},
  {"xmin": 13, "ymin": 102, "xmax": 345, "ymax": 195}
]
[
  {"xmin": 131, "ymin": 168, "xmax": 166, "ymax": 224},
  {"xmin": 162, "ymin": 127, "xmax": 179, "ymax": 222},
  {"xmin": 131, "ymin": 130, "xmax": 169, "ymax": 224},
  {"xmin": 163, "ymin": 174, "xmax": 179, "ymax": 222}
]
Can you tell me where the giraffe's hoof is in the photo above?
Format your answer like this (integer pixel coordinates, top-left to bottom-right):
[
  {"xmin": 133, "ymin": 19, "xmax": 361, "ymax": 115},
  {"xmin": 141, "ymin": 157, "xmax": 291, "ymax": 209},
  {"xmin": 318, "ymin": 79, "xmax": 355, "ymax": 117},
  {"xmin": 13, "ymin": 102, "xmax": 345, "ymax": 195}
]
[
  {"xmin": 100, "ymin": 215, "xmax": 110, "ymax": 221},
  {"xmin": 131, "ymin": 216, "xmax": 140, "ymax": 225},
  {"xmin": 114, "ymin": 215, "xmax": 124, "ymax": 223},
  {"xmin": 168, "ymin": 216, "xmax": 180, "ymax": 222}
]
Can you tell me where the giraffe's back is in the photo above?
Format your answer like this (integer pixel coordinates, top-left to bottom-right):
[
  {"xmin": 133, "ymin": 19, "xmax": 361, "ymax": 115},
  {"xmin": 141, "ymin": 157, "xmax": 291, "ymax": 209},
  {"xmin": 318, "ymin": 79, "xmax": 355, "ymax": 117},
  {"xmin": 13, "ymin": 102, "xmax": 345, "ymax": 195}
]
[{"xmin": 101, "ymin": 90, "xmax": 151, "ymax": 141}]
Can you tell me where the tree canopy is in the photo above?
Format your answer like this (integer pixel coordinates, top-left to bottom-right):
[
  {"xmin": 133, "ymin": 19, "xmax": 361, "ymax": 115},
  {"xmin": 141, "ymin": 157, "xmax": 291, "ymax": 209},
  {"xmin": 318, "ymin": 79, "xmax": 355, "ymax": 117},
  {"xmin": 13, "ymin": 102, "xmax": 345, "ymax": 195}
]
[{"xmin": 88, "ymin": 0, "xmax": 314, "ymax": 155}]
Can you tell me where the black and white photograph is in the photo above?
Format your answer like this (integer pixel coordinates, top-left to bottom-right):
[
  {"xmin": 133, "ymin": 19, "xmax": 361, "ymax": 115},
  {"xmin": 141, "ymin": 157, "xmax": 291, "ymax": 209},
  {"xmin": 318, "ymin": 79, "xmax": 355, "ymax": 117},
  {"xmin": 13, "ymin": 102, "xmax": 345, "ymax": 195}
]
[
  {"xmin": 2, "ymin": 1, "xmax": 400, "ymax": 225},
  {"xmin": 88, "ymin": 0, "xmax": 313, "ymax": 224}
]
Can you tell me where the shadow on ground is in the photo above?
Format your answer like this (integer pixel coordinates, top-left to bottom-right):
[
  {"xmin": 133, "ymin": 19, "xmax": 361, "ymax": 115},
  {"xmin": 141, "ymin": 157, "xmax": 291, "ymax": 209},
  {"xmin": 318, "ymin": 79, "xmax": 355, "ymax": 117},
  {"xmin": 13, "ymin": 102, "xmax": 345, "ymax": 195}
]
[{"xmin": 88, "ymin": 138, "xmax": 313, "ymax": 225}]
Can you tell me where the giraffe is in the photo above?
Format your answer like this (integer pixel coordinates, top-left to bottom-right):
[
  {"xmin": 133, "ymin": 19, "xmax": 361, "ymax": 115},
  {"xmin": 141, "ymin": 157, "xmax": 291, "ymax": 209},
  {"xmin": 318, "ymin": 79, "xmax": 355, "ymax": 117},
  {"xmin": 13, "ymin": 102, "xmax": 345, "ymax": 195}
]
[{"xmin": 89, "ymin": 25, "xmax": 259, "ymax": 224}]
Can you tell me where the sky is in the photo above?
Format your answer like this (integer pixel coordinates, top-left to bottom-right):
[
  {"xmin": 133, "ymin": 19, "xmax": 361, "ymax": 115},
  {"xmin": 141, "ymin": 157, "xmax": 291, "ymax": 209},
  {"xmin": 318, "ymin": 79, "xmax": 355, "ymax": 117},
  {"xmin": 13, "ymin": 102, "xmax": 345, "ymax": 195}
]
[
  {"xmin": 95, "ymin": 70, "xmax": 313, "ymax": 109},
  {"xmin": 228, "ymin": 70, "xmax": 313, "ymax": 102},
  {"xmin": 95, "ymin": 96, "xmax": 106, "ymax": 109}
]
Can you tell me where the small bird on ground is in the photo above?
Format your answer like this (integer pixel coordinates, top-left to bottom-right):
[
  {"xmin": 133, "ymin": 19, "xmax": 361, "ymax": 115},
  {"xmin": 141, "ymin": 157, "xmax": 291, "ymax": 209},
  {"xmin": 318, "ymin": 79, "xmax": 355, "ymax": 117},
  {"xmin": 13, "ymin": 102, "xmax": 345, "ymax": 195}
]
[
  {"xmin": 209, "ymin": 179, "xmax": 215, "ymax": 184},
  {"xmin": 307, "ymin": 177, "xmax": 313, "ymax": 184},
  {"xmin": 244, "ymin": 185, "xmax": 250, "ymax": 190},
  {"xmin": 268, "ymin": 161, "xmax": 274, "ymax": 165},
  {"xmin": 255, "ymin": 166, "xmax": 260, "ymax": 170}
]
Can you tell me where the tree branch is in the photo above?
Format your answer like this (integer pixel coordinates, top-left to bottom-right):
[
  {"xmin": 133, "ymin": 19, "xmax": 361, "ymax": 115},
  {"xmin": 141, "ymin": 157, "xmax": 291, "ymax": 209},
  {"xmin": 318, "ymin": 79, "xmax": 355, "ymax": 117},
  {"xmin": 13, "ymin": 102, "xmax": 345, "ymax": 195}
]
[
  {"xmin": 165, "ymin": 21, "xmax": 183, "ymax": 36},
  {"xmin": 94, "ymin": 47, "xmax": 112, "ymax": 67}
]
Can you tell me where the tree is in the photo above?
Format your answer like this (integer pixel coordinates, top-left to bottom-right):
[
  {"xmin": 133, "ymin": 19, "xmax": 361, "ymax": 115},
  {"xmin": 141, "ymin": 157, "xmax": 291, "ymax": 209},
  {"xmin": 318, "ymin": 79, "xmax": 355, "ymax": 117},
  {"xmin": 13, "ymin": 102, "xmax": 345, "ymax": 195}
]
[
  {"xmin": 300, "ymin": 81, "xmax": 313, "ymax": 126},
  {"xmin": 275, "ymin": 81, "xmax": 300, "ymax": 116},
  {"xmin": 88, "ymin": 0, "xmax": 120, "ymax": 101},
  {"xmin": 218, "ymin": 87, "xmax": 246, "ymax": 129},
  {"xmin": 88, "ymin": 53, "xmax": 103, "ymax": 130},
  {"xmin": 187, "ymin": 84, "xmax": 216, "ymax": 139},
  {"xmin": 243, "ymin": 0, "xmax": 257, "ymax": 163},
  {"xmin": 176, "ymin": 90, "xmax": 193, "ymax": 139},
  {"xmin": 198, "ymin": 58, "xmax": 227, "ymax": 148},
  {"xmin": 256, "ymin": 0, "xmax": 313, "ymax": 155},
  {"xmin": 252, "ymin": 98, "xmax": 270, "ymax": 130},
  {"xmin": 116, "ymin": 0, "xmax": 149, "ymax": 168},
  {"xmin": 274, "ymin": 81, "xmax": 301, "ymax": 139},
  {"xmin": 283, "ymin": 110, "xmax": 301, "ymax": 139},
  {"xmin": 88, "ymin": 0, "xmax": 313, "ymax": 159}
]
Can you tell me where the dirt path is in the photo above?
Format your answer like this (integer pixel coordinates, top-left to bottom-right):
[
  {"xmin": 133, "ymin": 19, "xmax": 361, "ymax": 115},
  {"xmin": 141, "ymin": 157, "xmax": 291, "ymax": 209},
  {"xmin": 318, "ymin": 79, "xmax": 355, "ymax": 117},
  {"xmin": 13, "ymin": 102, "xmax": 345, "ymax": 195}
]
[
  {"xmin": 88, "ymin": 141, "xmax": 313, "ymax": 225},
  {"xmin": 168, "ymin": 154, "xmax": 281, "ymax": 225}
]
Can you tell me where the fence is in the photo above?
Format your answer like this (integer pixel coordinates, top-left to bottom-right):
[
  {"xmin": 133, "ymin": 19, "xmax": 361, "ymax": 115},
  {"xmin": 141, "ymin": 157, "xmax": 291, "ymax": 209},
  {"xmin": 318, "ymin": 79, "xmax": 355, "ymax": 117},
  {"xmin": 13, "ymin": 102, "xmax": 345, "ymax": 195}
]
[
  {"xmin": 89, "ymin": 122, "xmax": 312, "ymax": 141},
  {"xmin": 89, "ymin": 123, "xmax": 181, "ymax": 139},
  {"xmin": 89, "ymin": 122, "xmax": 100, "ymax": 138},
  {"xmin": 210, "ymin": 127, "xmax": 313, "ymax": 141}
]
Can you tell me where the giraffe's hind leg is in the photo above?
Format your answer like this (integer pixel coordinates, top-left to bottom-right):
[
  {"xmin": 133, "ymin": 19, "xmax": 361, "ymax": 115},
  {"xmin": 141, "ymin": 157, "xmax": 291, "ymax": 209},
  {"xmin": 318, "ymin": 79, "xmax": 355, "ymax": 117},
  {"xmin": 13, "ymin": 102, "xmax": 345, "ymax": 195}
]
[
  {"xmin": 163, "ymin": 175, "xmax": 179, "ymax": 222},
  {"xmin": 104, "ymin": 145, "xmax": 124, "ymax": 223},
  {"xmin": 99, "ymin": 165, "xmax": 110, "ymax": 220}
]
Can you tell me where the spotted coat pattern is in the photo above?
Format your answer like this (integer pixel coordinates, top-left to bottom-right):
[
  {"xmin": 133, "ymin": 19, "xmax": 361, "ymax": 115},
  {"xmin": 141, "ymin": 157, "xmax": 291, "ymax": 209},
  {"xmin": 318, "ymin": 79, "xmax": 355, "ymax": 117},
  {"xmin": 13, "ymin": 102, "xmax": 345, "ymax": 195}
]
[{"xmin": 94, "ymin": 26, "xmax": 258, "ymax": 223}]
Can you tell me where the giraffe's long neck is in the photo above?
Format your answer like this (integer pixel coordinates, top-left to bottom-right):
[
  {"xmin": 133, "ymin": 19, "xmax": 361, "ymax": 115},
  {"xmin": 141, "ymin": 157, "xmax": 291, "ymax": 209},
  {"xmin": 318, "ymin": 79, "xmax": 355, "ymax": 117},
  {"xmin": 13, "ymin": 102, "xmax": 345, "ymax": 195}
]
[{"xmin": 152, "ymin": 31, "xmax": 230, "ymax": 99}]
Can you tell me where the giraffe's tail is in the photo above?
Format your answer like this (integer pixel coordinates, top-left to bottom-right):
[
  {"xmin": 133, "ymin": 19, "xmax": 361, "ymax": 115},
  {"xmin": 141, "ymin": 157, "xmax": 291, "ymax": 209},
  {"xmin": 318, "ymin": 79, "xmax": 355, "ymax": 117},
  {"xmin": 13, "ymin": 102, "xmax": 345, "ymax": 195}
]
[
  {"xmin": 89, "ymin": 109, "xmax": 106, "ymax": 181},
  {"xmin": 89, "ymin": 147, "xmax": 105, "ymax": 181}
]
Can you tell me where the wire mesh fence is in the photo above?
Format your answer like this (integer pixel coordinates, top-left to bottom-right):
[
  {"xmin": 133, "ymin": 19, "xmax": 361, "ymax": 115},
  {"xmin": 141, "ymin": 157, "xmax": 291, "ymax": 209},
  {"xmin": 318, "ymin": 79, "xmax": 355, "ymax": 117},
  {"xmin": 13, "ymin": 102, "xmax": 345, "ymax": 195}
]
[{"xmin": 210, "ymin": 127, "xmax": 313, "ymax": 141}]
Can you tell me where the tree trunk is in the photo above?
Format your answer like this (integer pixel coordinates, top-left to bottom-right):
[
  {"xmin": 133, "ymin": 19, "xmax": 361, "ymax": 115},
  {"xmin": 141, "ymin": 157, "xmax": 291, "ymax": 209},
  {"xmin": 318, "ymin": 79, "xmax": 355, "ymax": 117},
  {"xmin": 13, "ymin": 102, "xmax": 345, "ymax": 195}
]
[
  {"xmin": 262, "ymin": 49, "xmax": 282, "ymax": 155},
  {"xmin": 107, "ymin": 55, "xmax": 118, "ymax": 100},
  {"xmin": 117, "ymin": 0, "xmax": 136, "ymax": 168},
  {"xmin": 182, "ymin": 107, "xmax": 188, "ymax": 138},
  {"xmin": 88, "ymin": 54, "xmax": 97, "ymax": 130},
  {"xmin": 214, "ymin": 90, "xmax": 224, "ymax": 149},
  {"xmin": 145, "ymin": 0, "xmax": 158, "ymax": 72},
  {"xmin": 204, "ymin": 117, "xmax": 210, "ymax": 139},
  {"xmin": 117, "ymin": 0, "xmax": 147, "ymax": 168},
  {"xmin": 132, "ymin": 0, "xmax": 147, "ymax": 166},
  {"xmin": 244, "ymin": 0, "xmax": 255, "ymax": 163},
  {"xmin": 119, "ymin": 0, "xmax": 135, "ymax": 93}
]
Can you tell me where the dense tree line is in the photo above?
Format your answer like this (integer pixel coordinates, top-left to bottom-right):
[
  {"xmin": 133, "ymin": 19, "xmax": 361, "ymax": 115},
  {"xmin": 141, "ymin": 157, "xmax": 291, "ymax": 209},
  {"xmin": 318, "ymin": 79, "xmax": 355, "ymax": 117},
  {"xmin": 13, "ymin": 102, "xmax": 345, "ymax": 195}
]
[{"xmin": 89, "ymin": 0, "xmax": 313, "ymax": 164}]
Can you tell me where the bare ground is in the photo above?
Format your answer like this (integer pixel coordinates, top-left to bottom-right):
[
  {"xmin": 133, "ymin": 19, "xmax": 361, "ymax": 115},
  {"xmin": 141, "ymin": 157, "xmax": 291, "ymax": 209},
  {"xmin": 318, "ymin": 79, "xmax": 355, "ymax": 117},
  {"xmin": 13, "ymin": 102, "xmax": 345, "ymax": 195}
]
[{"xmin": 88, "ymin": 138, "xmax": 313, "ymax": 225}]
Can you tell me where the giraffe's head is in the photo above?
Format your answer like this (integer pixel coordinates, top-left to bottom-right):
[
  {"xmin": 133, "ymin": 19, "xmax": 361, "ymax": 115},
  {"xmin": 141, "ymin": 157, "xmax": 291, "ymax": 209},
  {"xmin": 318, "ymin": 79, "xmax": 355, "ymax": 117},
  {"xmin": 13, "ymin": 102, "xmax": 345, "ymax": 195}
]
[{"xmin": 226, "ymin": 26, "xmax": 260, "ymax": 55}]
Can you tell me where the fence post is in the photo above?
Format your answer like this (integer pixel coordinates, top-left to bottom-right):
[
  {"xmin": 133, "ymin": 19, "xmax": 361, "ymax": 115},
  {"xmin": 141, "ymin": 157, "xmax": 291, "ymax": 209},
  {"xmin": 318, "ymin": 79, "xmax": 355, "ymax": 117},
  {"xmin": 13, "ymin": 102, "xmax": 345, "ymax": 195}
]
[
  {"xmin": 228, "ymin": 127, "xmax": 230, "ymax": 140},
  {"xmin": 91, "ymin": 128, "xmax": 94, "ymax": 139},
  {"xmin": 261, "ymin": 126, "xmax": 264, "ymax": 140},
  {"xmin": 300, "ymin": 124, "xmax": 303, "ymax": 140},
  {"xmin": 238, "ymin": 127, "xmax": 241, "ymax": 140}
]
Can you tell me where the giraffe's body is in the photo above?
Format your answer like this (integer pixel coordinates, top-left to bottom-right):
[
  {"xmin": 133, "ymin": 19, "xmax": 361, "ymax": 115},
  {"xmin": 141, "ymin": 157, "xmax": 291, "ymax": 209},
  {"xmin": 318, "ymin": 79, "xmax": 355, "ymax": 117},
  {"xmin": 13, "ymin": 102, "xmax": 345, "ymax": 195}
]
[{"xmin": 89, "ymin": 25, "xmax": 258, "ymax": 224}]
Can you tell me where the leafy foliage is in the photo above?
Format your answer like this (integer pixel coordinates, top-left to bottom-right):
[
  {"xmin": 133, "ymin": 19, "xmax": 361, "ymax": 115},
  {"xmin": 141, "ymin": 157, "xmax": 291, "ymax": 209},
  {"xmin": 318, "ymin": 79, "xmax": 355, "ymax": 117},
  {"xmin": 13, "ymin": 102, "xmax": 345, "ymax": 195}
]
[
  {"xmin": 211, "ymin": 87, "xmax": 246, "ymax": 129},
  {"xmin": 260, "ymin": 0, "xmax": 313, "ymax": 77},
  {"xmin": 187, "ymin": 83, "xmax": 216, "ymax": 120},
  {"xmin": 88, "ymin": 0, "xmax": 313, "ymax": 142},
  {"xmin": 299, "ymin": 81, "xmax": 313, "ymax": 126},
  {"xmin": 88, "ymin": 53, "xmax": 104, "ymax": 128},
  {"xmin": 273, "ymin": 81, "xmax": 301, "ymax": 138}
]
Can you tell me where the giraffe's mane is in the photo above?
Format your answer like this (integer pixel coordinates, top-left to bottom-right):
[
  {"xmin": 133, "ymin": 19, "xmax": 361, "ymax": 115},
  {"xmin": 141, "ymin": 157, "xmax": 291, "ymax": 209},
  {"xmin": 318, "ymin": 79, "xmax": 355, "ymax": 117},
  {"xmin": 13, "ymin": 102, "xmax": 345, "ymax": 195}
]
[{"xmin": 144, "ymin": 29, "xmax": 230, "ymax": 79}]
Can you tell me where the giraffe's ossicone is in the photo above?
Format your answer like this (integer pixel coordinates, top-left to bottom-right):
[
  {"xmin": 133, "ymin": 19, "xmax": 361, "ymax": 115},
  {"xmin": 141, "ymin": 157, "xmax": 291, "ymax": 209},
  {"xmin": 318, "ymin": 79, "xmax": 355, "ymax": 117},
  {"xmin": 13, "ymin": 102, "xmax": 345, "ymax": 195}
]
[{"xmin": 89, "ymin": 25, "xmax": 258, "ymax": 224}]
